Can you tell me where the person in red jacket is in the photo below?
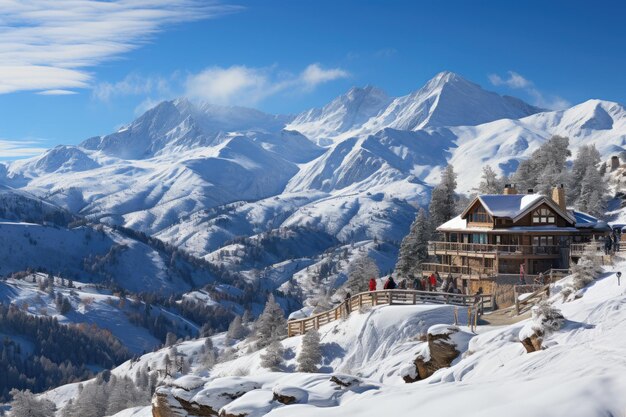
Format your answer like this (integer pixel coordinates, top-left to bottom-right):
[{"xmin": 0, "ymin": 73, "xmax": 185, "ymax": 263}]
[
  {"xmin": 428, "ymin": 273, "xmax": 437, "ymax": 291},
  {"xmin": 368, "ymin": 278, "xmax": 377, "ymax": 291}
]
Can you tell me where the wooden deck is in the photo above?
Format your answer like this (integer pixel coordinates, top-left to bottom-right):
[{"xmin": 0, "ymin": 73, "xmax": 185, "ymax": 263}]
[{"xmin": 287, "ymin": 289, "xmax": 494, "ymax": 337}]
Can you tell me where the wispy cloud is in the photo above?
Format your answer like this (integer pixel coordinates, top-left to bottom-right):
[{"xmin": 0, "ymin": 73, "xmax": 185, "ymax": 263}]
[
  {"xmin": 488, "ymin": 70, "xmax": 570, "ymax": 110},
  {"xmin": 0, "ymin": 139, "xmax": 49, "ymax": 159},
  {"xmin": 184, "ymin": 63, "xmax": 350, "ymax": 105},
  {"xmin": 93, "ymin": 73, "xmax": 172, "ymax": 102},
  {"xmin": 0, "ymin": 1, "xmax": 240, "ymax": 95}
]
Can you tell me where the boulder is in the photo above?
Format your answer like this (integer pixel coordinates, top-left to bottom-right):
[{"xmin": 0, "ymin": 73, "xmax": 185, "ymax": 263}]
[
  {"xmin": 404, "ymin": 325, "xmax": 469, "ymax": 382},
  {"xmin": 330, "ymin": 375, "xmax": 361, "ymax": 388},
  {"xmin": 520, "ymin": 330, "xmax": 544, "ymax": 353},
  {"xmin": 272, "ymin": 385, "xmax": 308, "ymax": 405}
]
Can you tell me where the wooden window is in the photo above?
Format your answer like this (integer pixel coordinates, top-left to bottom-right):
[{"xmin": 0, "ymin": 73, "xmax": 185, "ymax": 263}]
[
  {"xmin": 532, "ymin": 208, "xmax": 556, "ymax": 224},
  {"xmin": 470, "ymin": 206, "xmax": 490, "ymax": 223}
]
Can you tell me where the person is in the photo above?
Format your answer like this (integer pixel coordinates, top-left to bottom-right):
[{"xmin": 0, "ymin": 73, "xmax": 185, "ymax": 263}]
[
  {"xmin": 384, "ymin": 276, "xmax": 397, "ymax": 290},
  {"xmin": 398, "ymin": 279, "xmax": 407, "ymax": 289},
  {"xmin": 428, "ymin": 273, "xmax": 437, "ymax": 291},
  {"xmin": 421, "ymin": 276, "xmax": 428, "ymax": 291},
  {"xmin": 473, "ymin": 287, "xmax": 484, "ymax": 304},
  {"xmin": 345, "ymin": 291, "xmax": 352, "ymax": 314},
  {"xmin": 448, "ymin": 278, "xmax": 457, "ymax": 293},
  {"xmin": 617, "ymin": 271, "xmax": 622, "ymax": 286},
  {"xmin": 412, "ymin": 276, "xmax": 421, "ymax": 290},
  {"xmin": 519, "ymin": 263, "xmax": 526, "ymax": 284},
  {"xmin": 605, "ymin": 235, "xmax": 613, "ymax": 255},
  {"xmin": 369, "ymin": 277, "xmax": 377, "ymax": 292},
  {"xmin": 441, "ymin": 275, "xmax": 450, "ymax": 293}
]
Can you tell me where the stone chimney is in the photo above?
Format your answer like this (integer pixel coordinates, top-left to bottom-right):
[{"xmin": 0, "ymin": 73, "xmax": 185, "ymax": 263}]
[
  {"xmin": 551, "ymin": 184, "xmax": 566, "ymax": 210},
  {"xmin": 503, "ymin": 183, "xmax": 517, "ymax": 195},
  {"xmin": 611, "ymin": 155, "xmax": 620, "ymax": 171}
]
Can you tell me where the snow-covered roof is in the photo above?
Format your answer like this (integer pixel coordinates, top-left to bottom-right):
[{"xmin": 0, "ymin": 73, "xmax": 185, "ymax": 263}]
[
  {"xmin": 460, "ymin": 193, "xmax": 575, "ymax": 224},
  {"xmin": 573, "ymin": 210, "xmax": 610, "ymax": 230},
  {"xmin": 437, "ymin": 215, "xmax": 581, "ymax": 233}
]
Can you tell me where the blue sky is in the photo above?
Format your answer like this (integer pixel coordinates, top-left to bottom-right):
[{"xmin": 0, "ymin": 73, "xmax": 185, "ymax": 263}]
[{"xmin": 0, "ymin": 0, "xmax": 625, "ymax": 159}]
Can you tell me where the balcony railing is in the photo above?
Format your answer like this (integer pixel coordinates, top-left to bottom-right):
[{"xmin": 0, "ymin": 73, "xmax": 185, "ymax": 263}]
[
  {"xmin": 570, "ymin": 242, "xmax": 604, "ymax": 256},
  {"xmin": 420, "ymin": 262, "xmax": 497, "ymax": 277},
  {"xmin": 428, "ymin": 241, "xmax": 562, "ymax": 256}
]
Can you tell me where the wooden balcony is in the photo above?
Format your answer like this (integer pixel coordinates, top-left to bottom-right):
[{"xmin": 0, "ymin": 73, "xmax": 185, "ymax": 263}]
[
  {"xmin": 428, "ymin": 241, "xmax": 562, "ymax": 258},
  {"xmin": 570, "ymin": 242, "xmax": 604, "ymax": 257}
]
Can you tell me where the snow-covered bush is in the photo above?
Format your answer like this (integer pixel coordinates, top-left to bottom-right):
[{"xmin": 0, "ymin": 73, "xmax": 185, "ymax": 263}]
[
  {"xmin": 519, "ymin": 301, "xmax": 565, "ymax": 343},
  {"xmin": 562, "ymin": 245, "xmax": 603, "ymax": 300},
  {"xmin": 297, "ymin": 329, "xmax": 322, "ymax": 372}
]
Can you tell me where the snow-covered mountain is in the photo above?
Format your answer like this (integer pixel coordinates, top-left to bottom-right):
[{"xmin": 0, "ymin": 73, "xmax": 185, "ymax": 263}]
[{"xmin": 1, "ymin": 71, "xmax": 626, "ymax": 311}]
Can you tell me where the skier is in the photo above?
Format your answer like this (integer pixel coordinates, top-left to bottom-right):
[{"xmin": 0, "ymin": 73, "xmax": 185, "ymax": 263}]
[{"xmin": 369, "ymin": 277, "xmax": 377, "ymax": 292}]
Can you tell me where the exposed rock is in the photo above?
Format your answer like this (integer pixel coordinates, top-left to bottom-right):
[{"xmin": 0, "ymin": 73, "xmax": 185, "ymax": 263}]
[
  {"xmin": 152, "ymin": 388, "xmax": 218, "ymax": 417},
  {"xmin": 272, "ymin": 385, "xmax": 308, "ymax": 405},
  {"xmin": 521, "ymin": 331, "xmax": 544, "ymax": 353},
  {"xmin": 330, "ymin": 374, "xmax": 361, "ymax": 388},
  {"xmin": 405, "ymin": 325, "xmax": 469, "ymax": 382}
]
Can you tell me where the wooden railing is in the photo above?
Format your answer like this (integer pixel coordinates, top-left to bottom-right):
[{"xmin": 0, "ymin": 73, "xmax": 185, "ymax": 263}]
[
  {"xmin": 514, "ymin": 283, "xmax": 550, "ymax": 315},
  {"xmin": 570, "ymin": 242, "xmax": 603, "ymax": 256},
  {"xmin": 420, "ymin": 262, "xmax": 497, "ymax": 277},
  {"xmin": 428, "ymin": 241, "xmax": 562, "ymax": 256},
  {"xmin": 287, "ymin": 289, "xmax": 494, "ymax": 337}
]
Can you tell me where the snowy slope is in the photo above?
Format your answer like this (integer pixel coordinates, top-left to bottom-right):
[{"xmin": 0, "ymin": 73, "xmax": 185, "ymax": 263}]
[
  {"xmin": 0, "ymin": 274, "xmax": 197, "ymax": 353},
  {"xmin": 40, "ymin": 262, "xmax": 626, "ymax": 417}
]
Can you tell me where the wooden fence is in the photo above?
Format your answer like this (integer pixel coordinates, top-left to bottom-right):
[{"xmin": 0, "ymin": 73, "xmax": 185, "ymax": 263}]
[{"xmin": 287, "ymin": 289, "xmax": 494, "ymax": 337}]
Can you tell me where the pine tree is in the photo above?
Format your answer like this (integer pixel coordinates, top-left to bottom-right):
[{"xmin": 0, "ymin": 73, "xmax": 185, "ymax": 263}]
[
  {"xmin": 254, "ymin": 294, "xmax": 287, "ymax": 348},
  {"xmin": 429, "ymin": 164, "xmax": 457, "ymax": 231},
  {"xmin": 165, "ymin": 332, "xmax": 177, "ymax": 347},
  {"xmin": 9, "ymin": 389, "xmax": 56, "ymax": 417},
  {"xmin": 578, "ymin": 165, "xmax": 607, "ymax": 216},
  {"xmin": 297, "ymin": 329, "xmax": 322, "ymax": 372},
  {"xmin": 477, "ymin": 165, "xmax": 501, "ymax": 194},
  {"xmin": 260, "ymin": 340, "xmax": 284, "ymax": 371},
  {"xmin": 345, "ymin": 255, "xmax": 379, "ymax": 294},
  {"xmin": 227, "ymin": 315, "xmax": 245, "ymax": 340},
  {"xmin": 513, "ymin": 135, "xmax": 571, "ymax": 195},
  {"xmin": 395, "ymin": 208, "xmax": 431, "ymax": 276}
]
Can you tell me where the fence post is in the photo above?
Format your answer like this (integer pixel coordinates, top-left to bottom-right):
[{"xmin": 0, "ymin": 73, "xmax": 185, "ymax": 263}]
[
  {"xmin": 388, "ymin": 291, "xmax": 393, "ymax": 305},
  {"xmin": 467, "ymin": 307, "xmax": 471, "ymax": 326},
  {"xmin": 315, "ymin": 315, "xmax": 319, "ymax": 330},
  {"xmin": 454, "ymin": 307, "xmax": 458, "ymax": 325}
]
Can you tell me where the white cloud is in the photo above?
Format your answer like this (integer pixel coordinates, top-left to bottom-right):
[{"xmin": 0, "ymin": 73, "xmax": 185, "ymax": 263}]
[
  {"xmin": 0, "ymin": 1, "xmax": 239, "ymax": 94},
  {"xmin": 488, "ymin": 71, "xmax": 531, "ymax": 88},
  {"xmin": 93, "ymin": 73, "xmax": 172, "ymax": 101},
  {"xmin": 37, "ymin": 89, "xmax": 78, "ymax": 95},
  {"xmin": 0, "ymin": 139, "xmax": 48, "ymax": 159},
  {"xmin": 185, "ymin": 63, "xmax": 350, "ymax": 105},
  {"xmin": 488, "ymin": 70, "xmax": 570, "ymax": 110}
]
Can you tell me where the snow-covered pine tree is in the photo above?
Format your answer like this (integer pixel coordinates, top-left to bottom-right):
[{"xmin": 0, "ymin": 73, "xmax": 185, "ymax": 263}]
[
  {"xmin": 297, "ymin": 329, "xmax": 322, "ymax": 372},
  {"xmin": 165, "ymin": 332, "xmax": 177, "ymax": 347},
  {"xmin": 513, "ymin": 135, "xmax": 570, "ymax": 195},
  {"xmin": 477, "ymin": 165, "xmax": 501, "ymax": 194},
  {"xmin": 260, "ymin": 340, "xmax": 284, "ymax": 371},
  {"xmin": 578, "ymin": 164, "xmax": 607, "ymax": 217},
  {"xmin": 395, "ymin": 208, "xmax": 431, "ymax": 276},
  {"xmin": 254, "ymin": 294, "xmax": 287, "ymax": 348},
  {"xmin": 227, "ymin": 315, "xmax": 246, "ymax": 340},
  {"xmin": 345, "ymin": 255, "xmax": 379, "ymax": 294},
  {"xmin": 9, "ymin": 389, "xmax": 56, "ymax": 417},
  {"xmin": 429, "ymin": 164, "xmax": 457, "ymax": 231}
]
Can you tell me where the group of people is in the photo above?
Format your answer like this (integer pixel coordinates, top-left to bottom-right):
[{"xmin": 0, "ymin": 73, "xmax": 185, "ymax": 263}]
[
  {"xmin": 368, "ymin": 272, "xmax": 463, "ymax": 294},
  {"xmin": 604, "ymin": 229, "xmax": 622, "ymax": 255}
]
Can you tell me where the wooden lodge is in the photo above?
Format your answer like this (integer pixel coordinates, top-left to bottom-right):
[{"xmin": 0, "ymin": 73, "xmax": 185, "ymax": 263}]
[{"xmin": 424, "ymin": 184, "xmax": 610, "ymax": 290}]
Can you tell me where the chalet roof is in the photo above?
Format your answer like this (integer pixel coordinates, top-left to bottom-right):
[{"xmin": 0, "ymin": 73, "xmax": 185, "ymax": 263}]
[
  {"xmin": 460, "ymin": 194, "xmax": 576, "ymax": 224},
  {"xmin": 438, "ymin": 209, "xmax": 607, "ymax": 232}
]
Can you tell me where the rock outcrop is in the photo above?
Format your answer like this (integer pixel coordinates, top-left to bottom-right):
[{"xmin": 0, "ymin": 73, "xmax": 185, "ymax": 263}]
[
  {"xmin": 403, "ymin": 325, "xmax": 470, "ymax": 383},
  {"xmin": 520, "ymin": 330, "xmax": 544, "ymax": 353}
]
